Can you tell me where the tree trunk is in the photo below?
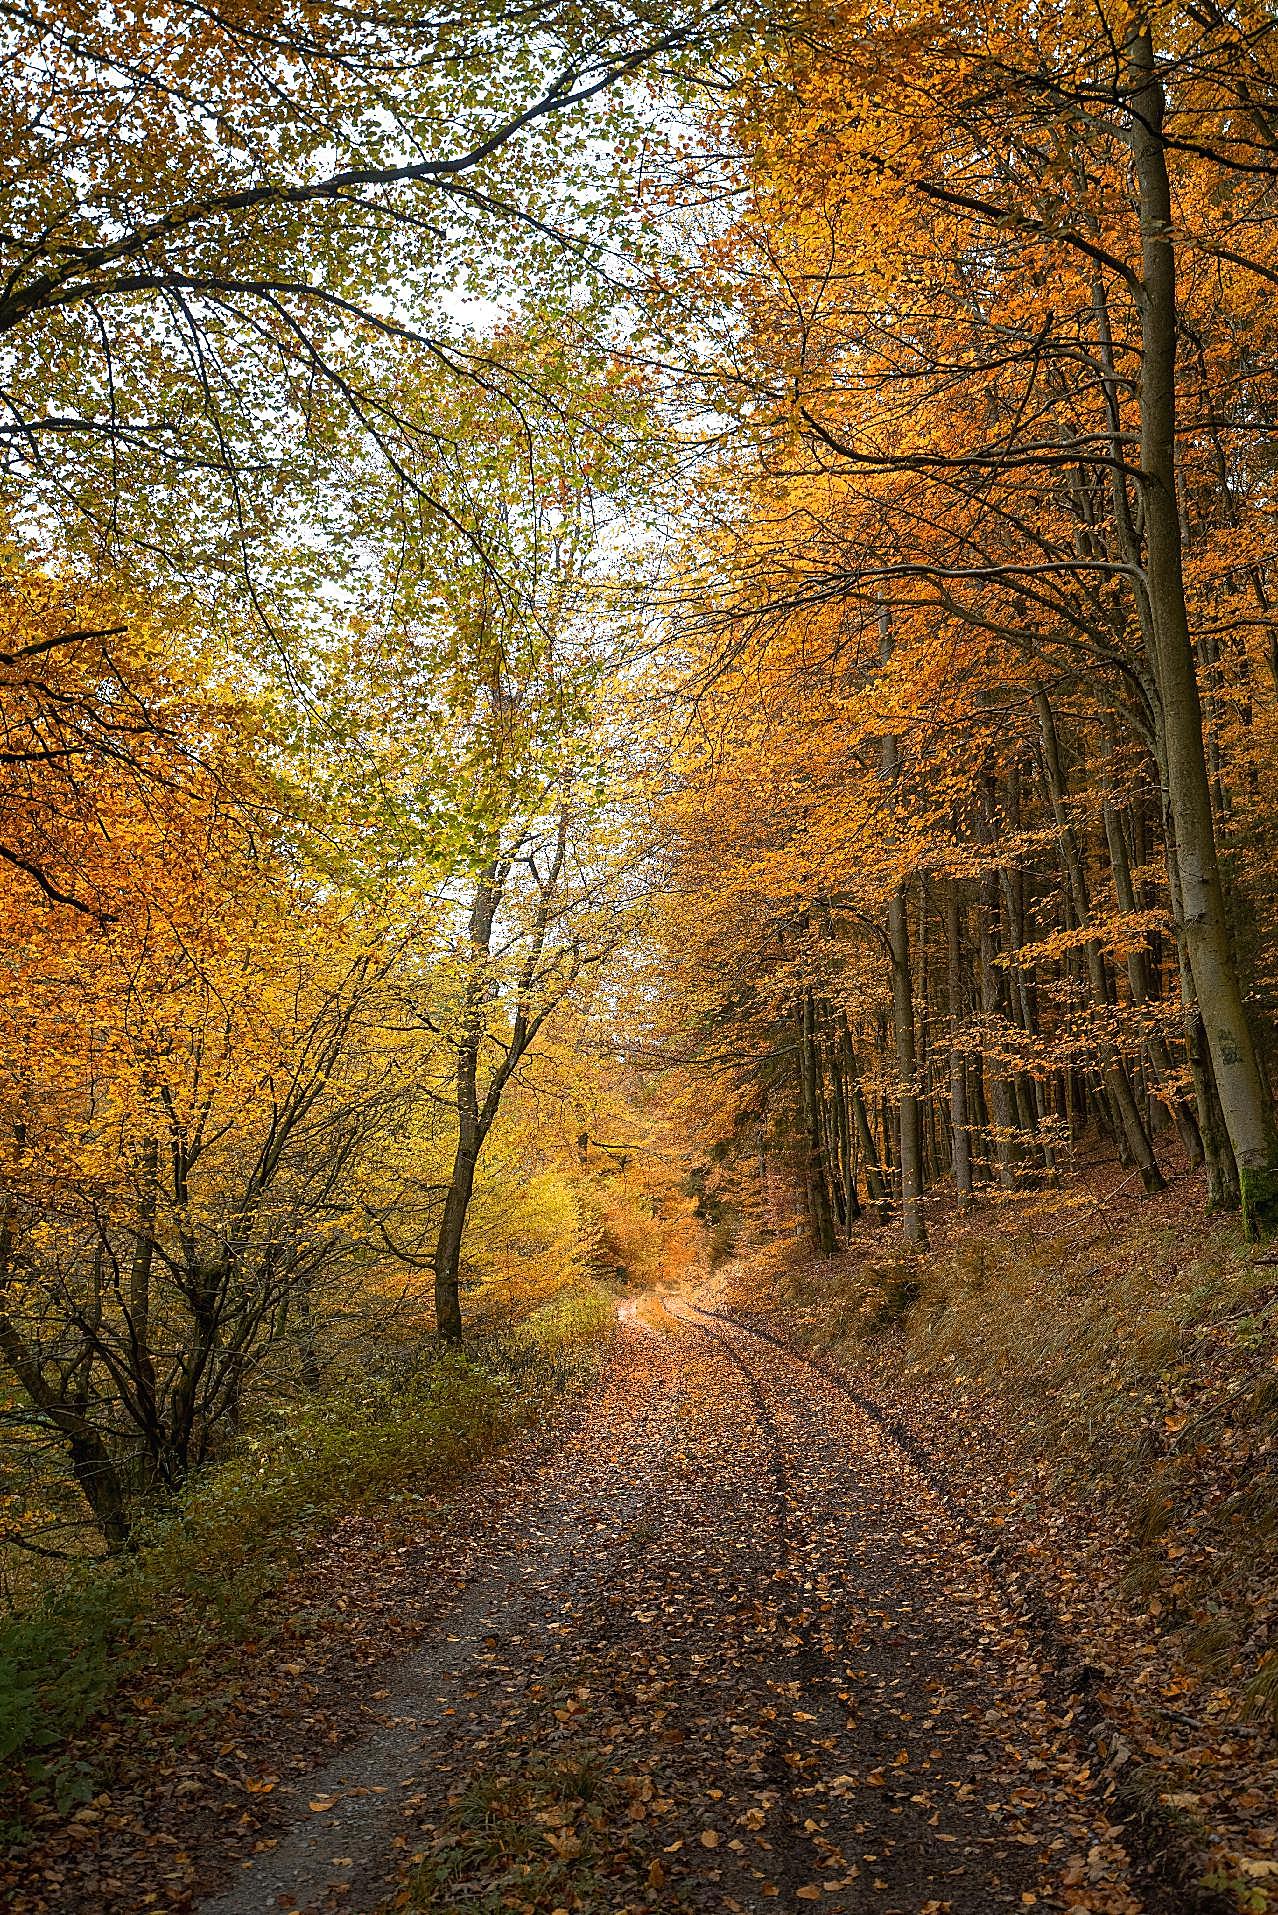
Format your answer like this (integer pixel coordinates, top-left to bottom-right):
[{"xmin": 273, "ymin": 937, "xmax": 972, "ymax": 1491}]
[
  {"xmin": 128, "ymin": 1135, "xmax": 165, "ymax": 1486},
  {"xmin": 798, "ymin": 994, "xmax": 838, "ymax": 1254},
  {"xmin": 977, "ymin": 868, "xmax": 1020, "ymax": 1191},
  {"xmin": 852, "ymin": 1084, "xmax": 888, "ymax": 1217},
  {"xmin": 1128, "ymin": 24, "xmax": 1278, "ymax": 1234},
  {"xmin": 1035, "ymin": 689, "xmax": 1164, "ymax": 1191},
  {"xmin": 296, "ymin": 1273, "xmax": 323, "ymax": 1392},
  {"xmin": 433, "ymin": 866, "xmax": 500, "ymax": 1343},
  {"xmin": 1165, "ymin": 825, "xmax": 1240, "ymax": 1208},
  {"xmin": 434, "ymin": 1137, "xmax": 476, "ymax": 1343},
  {"xmin": 879, "ymin": 608, "xmax": 927, "ymax": 1250},
  {"xmin": 0, "ymin": 1304, "xmax": 131, "ymax": 1549},
  {"xmin": 1100, "ymin": 757, "xmax": 1204, "ymax": 1168},
  {"xmin": 826, "ymin": 1019, "xmax": 862, "ymax": 1229},
  {"xmin": 944, "ymin": 885, "xmax": 973, "ymax": 1209},
  {"xmin": 841, "ymin": 1016, "xmax": 889, "ymax": 1219},
  {"xmin": 888, "ymin": 885, "xmax": 928, "ymax": 1250}
]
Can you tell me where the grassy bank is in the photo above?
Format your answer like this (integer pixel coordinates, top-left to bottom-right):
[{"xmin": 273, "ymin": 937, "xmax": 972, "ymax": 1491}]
[
  {"xmin": 0, "ymin": 1284, "xmax": 614, "ymax": 1831},
  {"xmin": 726, "ymin": 1170, "xmax": 1278, "ymax": 1909}
]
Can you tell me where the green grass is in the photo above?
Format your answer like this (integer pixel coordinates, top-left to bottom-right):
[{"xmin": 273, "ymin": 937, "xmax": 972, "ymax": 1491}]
[
  {"xmin": 405, "ymin": 1693, "xmax": 684, "ymax": 1915},
  {"xmin": 409, "ymin": 1748, "xmax": 628, "ymax": 1915},
  {"xmin": 0, "ymin": 1285, "xmax": 615, "ymax": 1819}
]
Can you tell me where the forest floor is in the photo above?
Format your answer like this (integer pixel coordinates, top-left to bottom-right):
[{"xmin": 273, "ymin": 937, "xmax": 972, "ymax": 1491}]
[
  {"xmin": 726, "ymin": 1167, "xmax": 1278, "ymax": 1915},
  {"xmin": 5, "ymin": 1276, "xmax": 1195, "ymax": 1915},
  {"xmin": 7, "ymin": 1233, "xmax": 1272, "ymax": 1907}
]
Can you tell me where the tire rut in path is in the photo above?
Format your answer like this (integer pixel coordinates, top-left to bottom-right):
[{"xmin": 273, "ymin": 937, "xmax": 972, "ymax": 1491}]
[
  {"xmin": 198, "ymin": 1341, "xmax": 687, "ymax": 1915},
  {"xmin": 199, "ymin": 1299, "xmax": 1144, "ymax": 1915},
  {"xmin": 647, "ymin": 1297, "xmax": 1141, "ymax": 1913}
]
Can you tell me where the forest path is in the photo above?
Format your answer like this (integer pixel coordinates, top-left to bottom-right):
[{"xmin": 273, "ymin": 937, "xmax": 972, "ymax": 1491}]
[{"xmin": 201, "ymin": 1287, "xmax": 1142, "ymax": 1915}]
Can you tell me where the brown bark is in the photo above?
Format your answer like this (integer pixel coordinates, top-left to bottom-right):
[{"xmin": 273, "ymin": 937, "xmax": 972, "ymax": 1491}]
[
  {"xmin": 977, "ymin": 866, "xmax": 1021, "ymax": 1192},
  {"xmin": 1099, "ymin": 750, "xmax": 1204, "ymax": 1169},
  {"xmin": 944, "ymin": 885, "xmax": 973, "ymax": 1209},
  {"xmin": 879, "ymin": 608, "xmax": 927, "ymax": 1250},
  {"xmin": 1035, "ymin": 690, "xmax": 1163, "ymax": 1191},
  {"xmin": 1127, "ymin": 25, "xmax": 1278, "ymax": 1233},
  {"xmin": 798, "ymin": 993, "xmax": 838, "ymax": 1254}
]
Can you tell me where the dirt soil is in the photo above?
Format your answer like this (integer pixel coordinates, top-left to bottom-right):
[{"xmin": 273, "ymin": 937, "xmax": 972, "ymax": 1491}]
[{"xmin": 10, "ymin": 1288, "xmax": 1161, "ymax": 1914}]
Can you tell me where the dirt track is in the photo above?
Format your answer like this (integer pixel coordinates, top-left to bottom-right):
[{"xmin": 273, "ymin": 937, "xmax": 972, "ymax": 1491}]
[{"xmin": 197, "ymin": 1290, "xmax": 1143, "ymax": 1915}]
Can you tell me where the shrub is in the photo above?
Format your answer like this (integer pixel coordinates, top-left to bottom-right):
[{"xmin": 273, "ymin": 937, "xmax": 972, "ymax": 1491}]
[{"xmin": 0, "ymin": 1293, "xmax": 614, "ymax": 1803}]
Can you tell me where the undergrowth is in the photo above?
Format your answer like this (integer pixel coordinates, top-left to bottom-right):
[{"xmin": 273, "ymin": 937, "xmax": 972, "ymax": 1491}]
[
  {"xmin": 736, "ymin": 1180, "xmax": 1278, "ymax": 1910},
  {"xmin": 402, "ymin": 1691, "xmax": 681, "ymax": 1915},
  {"xmin": 0, "ymin": 1285, "xmax": 614, "ymax": 1820},
  {"xmin": 405, "ymin": 1748, "xmax": 629, "ymax": 1915},
  {"xmin": 752, "ymin": 1178, "xmax": 1278, "ymax": 1726}
]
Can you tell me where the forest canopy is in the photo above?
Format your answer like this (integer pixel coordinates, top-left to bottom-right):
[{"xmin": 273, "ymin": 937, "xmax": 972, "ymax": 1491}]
[
  {"xmin": 5, "ymin": 7, "xmax": 1278, "ymax": 1911},
  {"xmin": 1, "ymin": 0, "xmax": 1277, "ymax": 1637}
]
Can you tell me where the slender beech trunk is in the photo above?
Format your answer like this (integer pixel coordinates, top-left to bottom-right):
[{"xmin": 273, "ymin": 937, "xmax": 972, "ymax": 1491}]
[
  {"xmin": 1000, "ymin": 768, "xmax": 1053, "ymax": 1175},
  {"xmin": 434, "ymin": 862, "xmax": 502, "ymax": 1342},
  {"xmin": 977, "ymin": 868, "xmax": 1021, "ymax": 1192},
  {"xmin": 296, "ymin": 1274, "xmax": 324, "ymax": 1392},
  {"xmin": 814, "ymin": 1015, "xmax": 848, "ymax": 1230},
  {"xmin": 1100, "ymin": 748, "xmax": 1204, "ymax": 1169},
  {"xmin": 1165, "ymin": 824, "xmax": 1240, "ymax": 1207},
  {"xmin": 968, "ymin": 1054, "xmax": 992, "ymax": 1183},
  {"xmin": 1035, "ymin": 690, "xmax": 1164, "ymax": 1191},
  {"xmin": 128, "ymin": 1134, "xmax": 164, "ymax": 1485},
  {"xmin": 944, "ymin": 885, "xmax": 973, "ymax": 1209},
  {"xmin": 798, "ymin": 993, "xmax": 838, "ymax": 1254},
  {"xmin": 435, "ymin": 812, "xmax": 572, "ymax": 1338},
  {"xmin": 853, "ymin": 1088, "xmax": 887, "ymax": 1213},
  {"xmin": 887, "ymin": 885, "xmax": 927, "ymax": 1249},
  {"xmin": 842, "ymin": 1015, "xmax": 889, "ymax": 1219},
  {"xmin": 997, "ymin": 864, "xmax": 1055, "ymax": 1180},
  {"xmin": 880, "ymin": 608, "xmax": 927, "ymax": 1249},
  {"xmin": 880, "ymin": 1085, "xmax": 895, "ymax": 1174},
  {"xmin": 1128, "ymin": 26, "xmax": 1278, "ymax": 1233},
  {"xmin": 826, "ymin": 1019, "xmax": 862, "ymax": 1229},
  {"xmin": 435, "ymin": 1071, "xmax": 483, "ymax": 1335}
]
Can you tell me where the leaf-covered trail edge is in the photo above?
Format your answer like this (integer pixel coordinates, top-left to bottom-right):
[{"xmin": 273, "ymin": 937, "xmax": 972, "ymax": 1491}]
[
  {"xmin": 8, "ymin": 1278, "xmax": 1181, "ymax": 1915},
  {"xmin": 187, "ymin": 1282, "xmax": 1164, "ymax": 1915}
]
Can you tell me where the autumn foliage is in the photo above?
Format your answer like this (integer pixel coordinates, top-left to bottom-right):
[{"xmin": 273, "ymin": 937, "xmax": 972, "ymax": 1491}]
[
  {"xmin": 650, "ymin": 2, "xmax": 1278, "ymax": 1258},
  {"xmin": 1, "ymin": 12, "xmax": 1278, "ymax": 1897}
]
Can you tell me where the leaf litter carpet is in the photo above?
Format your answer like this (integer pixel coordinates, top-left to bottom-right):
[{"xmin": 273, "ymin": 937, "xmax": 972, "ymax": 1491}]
[{"xmin": 193, "ymin": 1293, "xmax": 1141, "ymax": 1915}]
